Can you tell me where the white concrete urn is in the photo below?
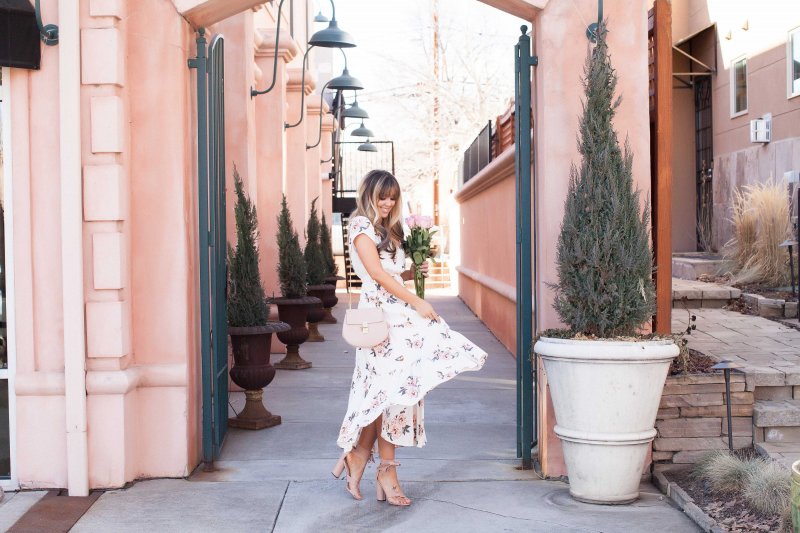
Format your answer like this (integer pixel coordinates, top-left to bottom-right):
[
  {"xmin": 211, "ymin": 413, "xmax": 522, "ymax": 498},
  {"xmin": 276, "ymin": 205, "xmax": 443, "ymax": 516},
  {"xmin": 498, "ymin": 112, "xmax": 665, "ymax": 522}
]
[{"xmin": 534, "ymin": 337, "xmax": 678, "ymax": 504}]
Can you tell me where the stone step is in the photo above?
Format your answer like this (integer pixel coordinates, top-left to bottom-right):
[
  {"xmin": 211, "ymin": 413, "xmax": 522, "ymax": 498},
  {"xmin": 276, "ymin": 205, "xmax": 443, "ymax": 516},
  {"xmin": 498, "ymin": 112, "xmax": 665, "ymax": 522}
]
[
  {"xmin": 672, "ymin": 278, "xmax": 741, "ymax": 309},
  {"xmin": 672, "ymin": 253, "xmax": 726, "ymax": 281},
  {"xmin": 755, "ymin": 442, "xmax": 800, "ymax": 469},
  {"xmin": 753, "ymin": 399, "xmax": 800, "ymax": 428}
]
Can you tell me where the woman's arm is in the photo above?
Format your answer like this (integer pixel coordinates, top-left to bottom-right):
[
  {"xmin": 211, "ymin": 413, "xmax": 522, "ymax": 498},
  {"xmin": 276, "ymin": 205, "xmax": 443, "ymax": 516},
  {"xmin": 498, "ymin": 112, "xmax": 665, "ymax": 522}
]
[{"xmin": 354, "ymin": 234, "xmax": 438, "ymax": 320}]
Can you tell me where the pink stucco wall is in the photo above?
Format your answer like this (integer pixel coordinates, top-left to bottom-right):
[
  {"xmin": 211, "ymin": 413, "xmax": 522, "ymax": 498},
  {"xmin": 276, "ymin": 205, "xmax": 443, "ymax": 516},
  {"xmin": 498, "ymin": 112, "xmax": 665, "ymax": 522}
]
[
  {"xmin": 126, "ymin": 0, "xmax": 199, "ymax": 482},
  {"xmin": 457, "ymin": 149, "xmax": 516, "ymax": 353},
  {"xmin": 12, "ymin": 0, "xmax": 68, "ymax": 488}
]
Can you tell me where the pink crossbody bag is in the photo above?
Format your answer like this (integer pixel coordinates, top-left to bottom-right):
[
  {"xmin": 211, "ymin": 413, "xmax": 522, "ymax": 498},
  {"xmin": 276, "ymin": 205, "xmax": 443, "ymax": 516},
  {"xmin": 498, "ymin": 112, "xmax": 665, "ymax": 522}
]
[{"xmin": 341, "ymin": 245, "xmax": 389, "ymax": 349}]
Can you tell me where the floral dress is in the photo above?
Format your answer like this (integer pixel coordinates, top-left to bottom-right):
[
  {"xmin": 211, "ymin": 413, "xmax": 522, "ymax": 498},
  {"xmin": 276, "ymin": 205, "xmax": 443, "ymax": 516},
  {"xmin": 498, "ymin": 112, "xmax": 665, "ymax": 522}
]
[{"xmin": 337, "ymin": 216, "xmax": 488, "ymax": 451}]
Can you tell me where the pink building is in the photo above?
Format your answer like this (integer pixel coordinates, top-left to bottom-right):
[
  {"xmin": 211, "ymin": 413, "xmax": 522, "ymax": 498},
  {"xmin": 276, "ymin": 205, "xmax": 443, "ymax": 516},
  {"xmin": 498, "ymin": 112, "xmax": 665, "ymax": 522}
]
[
  {"xmin": 0, "ymin": 0, "xmax": 671, "ymax": 494},
  {"xmin": 669, "ymin": 0, "xmax": 800, "ymax": 253},
  {"xmin": 0, "ymin": 0, "xmax": 341, "ymax": 495}
]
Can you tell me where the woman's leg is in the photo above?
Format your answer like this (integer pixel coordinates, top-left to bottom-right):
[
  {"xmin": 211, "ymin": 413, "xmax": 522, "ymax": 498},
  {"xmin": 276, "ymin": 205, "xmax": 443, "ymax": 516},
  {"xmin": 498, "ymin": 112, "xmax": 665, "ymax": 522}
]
[
  {"xmin": 376, "ymin": 431, "xmax": 411, "ymax": 505},
  {"xmin": 343, "ymin": 417, "xmax": 380, "ymax": 499},
  {"xmin": 356, "ymin": 417, "xmax": 379, "ymax": 451}
]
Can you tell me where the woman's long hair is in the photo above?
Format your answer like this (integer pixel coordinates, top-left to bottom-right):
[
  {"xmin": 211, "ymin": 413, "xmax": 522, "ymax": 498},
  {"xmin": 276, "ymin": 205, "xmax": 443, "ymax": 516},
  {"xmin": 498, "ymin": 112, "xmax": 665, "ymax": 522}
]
[{"xmin": 352, "ymin": 169, "xmax": 404, "ymax": 257}]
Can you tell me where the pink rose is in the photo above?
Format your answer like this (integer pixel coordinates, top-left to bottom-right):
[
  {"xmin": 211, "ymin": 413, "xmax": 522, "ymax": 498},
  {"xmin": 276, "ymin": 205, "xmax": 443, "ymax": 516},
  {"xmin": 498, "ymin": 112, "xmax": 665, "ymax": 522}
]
[
  {"xmin": 416, "ymin": 215, "xmax": 433, "ymax": 229},
  {"xmin": 405, "ymin": 215, "xmax": 417, "ymax": 227}
]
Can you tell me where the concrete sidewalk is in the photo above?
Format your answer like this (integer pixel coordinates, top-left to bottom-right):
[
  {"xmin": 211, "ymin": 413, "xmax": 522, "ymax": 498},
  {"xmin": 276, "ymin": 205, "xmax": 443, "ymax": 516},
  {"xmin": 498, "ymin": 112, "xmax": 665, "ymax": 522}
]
[{"xmin": 65, "ymin": 295, "xmax": 697, "ymax": 532}]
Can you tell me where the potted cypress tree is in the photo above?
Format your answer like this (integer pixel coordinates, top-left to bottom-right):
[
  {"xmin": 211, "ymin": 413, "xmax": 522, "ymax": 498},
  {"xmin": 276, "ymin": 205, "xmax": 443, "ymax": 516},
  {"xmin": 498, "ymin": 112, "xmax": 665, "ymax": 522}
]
[
  {"xmin": 319, "ymin": 211, "xmax": 340, "ymax": 324},
  {"xmin": 272, "ymin": 195, "xmax": 319, "ymax": 370},
  {"xmin": 227, "ymin": 167, "xmax": 290, "ymax": 430},
  {"xmin": 533, "ymin": 22, "xmax": 678, "ymax": 504},
  {"xmin": 303, "ymin": 199, "xmax": 330, "ymax": 342}
]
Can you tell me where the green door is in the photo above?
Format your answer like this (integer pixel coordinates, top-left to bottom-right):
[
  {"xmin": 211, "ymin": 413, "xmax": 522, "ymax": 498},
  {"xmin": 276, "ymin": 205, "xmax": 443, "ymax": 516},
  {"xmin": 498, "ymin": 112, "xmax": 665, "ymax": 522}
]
[{"xmin": 190, "ymin": 31, "xmax": 228, "ymax": 465}]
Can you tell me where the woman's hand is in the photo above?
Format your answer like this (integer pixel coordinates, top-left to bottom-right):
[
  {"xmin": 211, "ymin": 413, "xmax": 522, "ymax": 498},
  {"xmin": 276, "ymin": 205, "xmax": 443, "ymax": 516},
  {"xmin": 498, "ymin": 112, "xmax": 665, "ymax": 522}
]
[
  {"xmin": 403, "ymin": 261, "xmax": 430, "ymax": 281},
  {"xmin": 414, "ymin": 298, "xmax": 439, "ymax": 321}
]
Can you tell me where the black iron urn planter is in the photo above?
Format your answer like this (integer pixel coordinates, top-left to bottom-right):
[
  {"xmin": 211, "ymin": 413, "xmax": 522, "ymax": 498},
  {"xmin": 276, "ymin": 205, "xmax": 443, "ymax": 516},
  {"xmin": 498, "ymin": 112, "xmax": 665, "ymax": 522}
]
[
  {"xmin": 320, "ymin": 277, "xmax": 343, "ymax": 324},
  {"xmin": 272, "ymin": 296, "xmax": 320, "ymax": 369},
  {"xmin": 306, "ymin": 284, "xmax": 332, "ymax": 340},
  {"xmin": 228, "ymin": 321, "xmax": 290, "ymax": 430}
]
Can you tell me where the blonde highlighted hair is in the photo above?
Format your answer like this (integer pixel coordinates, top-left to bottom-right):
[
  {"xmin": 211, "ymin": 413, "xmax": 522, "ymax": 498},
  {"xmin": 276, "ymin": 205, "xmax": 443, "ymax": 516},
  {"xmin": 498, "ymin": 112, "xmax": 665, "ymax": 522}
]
[{"xmin": 353, "ymin": 169, "xmax": 404, "ymax": 257}]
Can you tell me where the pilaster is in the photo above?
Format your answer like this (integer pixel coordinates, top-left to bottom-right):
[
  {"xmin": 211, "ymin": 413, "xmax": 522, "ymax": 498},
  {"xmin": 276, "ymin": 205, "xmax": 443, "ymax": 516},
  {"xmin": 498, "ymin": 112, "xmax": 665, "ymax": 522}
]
[
  {"xmin": 285, "ymin": 67, "xmax": 315, "ymax": 243},
  {"xmin": 81, "ymin": 0, "xmax": 135, "ymax": 488},
  {"xmin": 254, "ymin": 28, "xmax": 298, "ymax": 302},
  {"xmin": 319, "ymin": 114, "xmax": 335, "ymax": 225},
  {"xmin": 305, "ymin": 100, "xmax": 325, "ymax": 217}
]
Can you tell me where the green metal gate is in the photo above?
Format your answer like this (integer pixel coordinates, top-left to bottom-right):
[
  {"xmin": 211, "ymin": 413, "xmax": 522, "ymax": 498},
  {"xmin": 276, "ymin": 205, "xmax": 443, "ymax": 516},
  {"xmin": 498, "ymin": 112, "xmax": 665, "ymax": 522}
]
[
  {"xmin": 515, "ymin": 25, "xmax": 537, "ymax": 470},
  {"xmin": 189, "ymin": 30, "xmax": 228, "ymax": 465}
]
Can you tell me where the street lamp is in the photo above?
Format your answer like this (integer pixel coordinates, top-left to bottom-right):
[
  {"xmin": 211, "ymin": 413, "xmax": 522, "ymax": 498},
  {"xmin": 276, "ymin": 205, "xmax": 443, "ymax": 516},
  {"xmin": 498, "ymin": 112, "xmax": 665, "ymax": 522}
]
[
  {"xmin": 308, "ymin": 0, "xmax": 355, "ymax": 49},
  {"xmin": 251, "ymin": 0, "xmax": 354, "ymax": 98},
  {"xmin": 350, "ymin": 120, "xmax": 374, "ymax": 138},
  {"xmin": 288, "ymin": 48, "xmax": 363, "ymax": 130},
  {"xmin": 358, "ymin": 140, "xmax": 378, "ymax": 152},
  {"xmin": 342, "ymin": 94, "xmax": 369, "ymax": 120}
]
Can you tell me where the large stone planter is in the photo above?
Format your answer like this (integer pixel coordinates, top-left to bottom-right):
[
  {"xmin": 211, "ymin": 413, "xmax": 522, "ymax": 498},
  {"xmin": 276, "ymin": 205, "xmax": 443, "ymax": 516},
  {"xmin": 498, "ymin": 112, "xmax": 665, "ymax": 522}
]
[
  {"xmin": 305, "ymin": 285, "xmax": 330, "ymax": 342},
  {"xmin": 228, "ymin": 321, "xmax": 290, "ymax": 430},
  {"xmin": 534, "ymin": 337, "xmax": 678, "ymax": 504},
  {"xmin": 272, "ymin": 296, "xmax": 320, "ymax": 369}
]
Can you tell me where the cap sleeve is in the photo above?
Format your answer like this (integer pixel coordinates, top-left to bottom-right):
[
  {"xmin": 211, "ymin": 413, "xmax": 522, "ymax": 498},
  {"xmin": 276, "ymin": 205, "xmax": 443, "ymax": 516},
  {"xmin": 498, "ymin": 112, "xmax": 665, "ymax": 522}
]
[{"xmin": 349, "ymin": 216, "xmax": 380, "ymax": 247}]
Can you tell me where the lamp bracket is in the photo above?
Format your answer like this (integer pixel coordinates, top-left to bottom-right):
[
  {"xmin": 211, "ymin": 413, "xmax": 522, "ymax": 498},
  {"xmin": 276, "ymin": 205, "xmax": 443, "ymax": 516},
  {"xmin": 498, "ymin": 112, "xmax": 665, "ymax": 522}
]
[
  {"xmin": 586, "ymin": 0, "xmax": 603, "ymax": 43},
  {"xmin": 35, "ymin": 0, "xmax": 59, "ymax": 46}
]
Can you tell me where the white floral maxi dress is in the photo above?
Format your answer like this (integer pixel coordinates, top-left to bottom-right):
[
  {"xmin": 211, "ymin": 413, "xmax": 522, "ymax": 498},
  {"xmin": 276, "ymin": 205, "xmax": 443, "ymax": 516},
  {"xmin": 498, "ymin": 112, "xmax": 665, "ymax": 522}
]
[{"xmin": 337, "ymin": 216, "xmax": 488, "ymax": 451}]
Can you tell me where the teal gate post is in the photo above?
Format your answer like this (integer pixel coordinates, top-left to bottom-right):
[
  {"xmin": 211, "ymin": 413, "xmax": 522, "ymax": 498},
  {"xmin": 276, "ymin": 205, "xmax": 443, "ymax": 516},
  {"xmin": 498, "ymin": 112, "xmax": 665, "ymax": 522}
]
[
  {"xmin": 515, "ymin": 25, "xmax": 537, "ymax": 470},
  {"xmin": 189, "ymin": 30, "xmax": 228, "ymax": 466}
]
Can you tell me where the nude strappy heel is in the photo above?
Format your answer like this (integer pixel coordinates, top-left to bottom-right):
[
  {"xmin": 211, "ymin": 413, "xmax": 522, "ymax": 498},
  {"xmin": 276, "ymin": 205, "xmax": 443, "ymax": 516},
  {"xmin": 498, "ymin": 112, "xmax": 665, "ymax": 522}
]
[
  {"xmin": 331, "ymin": 445, "xmax": 373, "ymax": 500},
  {"xmin": 375, "ymin": 460, "xmax": 411, "ymax": 506}
]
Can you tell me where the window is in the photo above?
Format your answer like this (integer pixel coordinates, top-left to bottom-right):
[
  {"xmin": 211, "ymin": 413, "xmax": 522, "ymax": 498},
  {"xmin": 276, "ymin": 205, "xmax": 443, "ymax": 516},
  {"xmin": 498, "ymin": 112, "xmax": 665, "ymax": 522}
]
[
  {"xmin": 731, "ymin": 56, "xmax": 748, "ymax": 116},
  {"xmin": 790, "ymin": 27, "xmax": 800, "ymax": 98}
]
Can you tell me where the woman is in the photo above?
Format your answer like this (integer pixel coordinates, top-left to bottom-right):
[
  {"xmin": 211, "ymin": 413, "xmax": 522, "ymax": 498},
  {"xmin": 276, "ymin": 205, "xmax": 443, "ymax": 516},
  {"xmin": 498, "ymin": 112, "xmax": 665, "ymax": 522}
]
[{"xmin": 332, "ymin": 169, "xmax": 487, "ymax": 506}]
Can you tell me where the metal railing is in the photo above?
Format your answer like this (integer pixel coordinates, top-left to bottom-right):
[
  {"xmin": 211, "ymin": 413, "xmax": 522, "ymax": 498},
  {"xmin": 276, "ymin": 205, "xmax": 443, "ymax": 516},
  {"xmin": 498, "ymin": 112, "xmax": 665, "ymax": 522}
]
[
  {"xmin": 462, "ymin": 121, "xmax": 492, "ymax": 184},
  {"xmin": 332, "ymin": 140, "xmax": 395, "ymax": 203}
]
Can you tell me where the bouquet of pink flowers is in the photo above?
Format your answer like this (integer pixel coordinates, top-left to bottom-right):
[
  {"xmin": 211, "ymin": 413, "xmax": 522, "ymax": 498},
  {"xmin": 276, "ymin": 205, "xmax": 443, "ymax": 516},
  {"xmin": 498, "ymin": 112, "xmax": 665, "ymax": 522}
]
[{"xmin": 403, "ymin": 214, "xmax": 436, "ymax": 299}]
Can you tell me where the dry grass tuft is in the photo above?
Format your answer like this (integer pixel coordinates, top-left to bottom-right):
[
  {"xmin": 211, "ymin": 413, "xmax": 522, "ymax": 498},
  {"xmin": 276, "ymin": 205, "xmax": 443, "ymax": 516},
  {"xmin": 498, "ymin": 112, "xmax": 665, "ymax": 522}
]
[
  {"xmin": 726, "ymin": 179, "xmax": 791, "ymax": 286},
  {"xmin": 726, "ymin": 187, "xmax": 758, "ymax": 270},
  {"xmin": 693, "ymin": 450, "xmax": 764, "ymax": 493},
  {"xmin": 742, "ymin": 459, "xmax": 791, "ymax": 517}
]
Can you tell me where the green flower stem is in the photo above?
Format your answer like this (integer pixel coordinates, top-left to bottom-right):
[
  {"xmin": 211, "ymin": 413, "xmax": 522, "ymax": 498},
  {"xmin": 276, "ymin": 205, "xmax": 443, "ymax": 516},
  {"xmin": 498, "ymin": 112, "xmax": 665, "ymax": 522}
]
[{"xmin": 413, "ymin": 264, "xmax": 425, "ymax": 299}]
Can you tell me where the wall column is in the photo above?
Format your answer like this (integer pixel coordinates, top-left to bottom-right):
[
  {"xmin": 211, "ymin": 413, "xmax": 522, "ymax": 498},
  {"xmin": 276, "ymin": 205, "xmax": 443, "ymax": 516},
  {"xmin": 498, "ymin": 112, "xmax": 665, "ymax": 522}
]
[
  {"xmin": 254, "ymin": 29, "xmax": 299, "ymax": 297},
  {"xmin": 319, "ymin": 114, "xmax": 335, "ymax": 226},
  {"xmin": 217, "ymin": 12, "xmax": 258, "ymax": 238},
  {"xmin": 305, "ymin": 100, "xmax": 325, "ymax": 222},
  {"xmin": 80, "ymin": 0, "xmax": 135, "ymax": 489},
  {"xmin": 532, "ymin": 0, "xmax": 652, "ymax": 477},
  {"xmin": 285, "ymin": 68, "xmax": 314, "ymax": 243}
]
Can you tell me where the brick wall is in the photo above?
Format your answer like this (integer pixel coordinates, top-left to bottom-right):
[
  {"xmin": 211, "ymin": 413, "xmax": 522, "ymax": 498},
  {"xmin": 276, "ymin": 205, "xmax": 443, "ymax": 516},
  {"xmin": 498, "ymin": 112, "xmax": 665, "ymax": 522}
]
[{"xmin": 654, "ymin": 373, "xmax": 754, "ymax": 463}]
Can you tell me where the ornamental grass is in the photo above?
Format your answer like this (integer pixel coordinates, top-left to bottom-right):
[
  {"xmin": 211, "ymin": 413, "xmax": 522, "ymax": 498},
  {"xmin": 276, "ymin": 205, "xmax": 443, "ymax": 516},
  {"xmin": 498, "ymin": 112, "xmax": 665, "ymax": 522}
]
[
  {"xmin": 726, "ymin": 179, "xmax": 791, "ymax": 286},
  {"xmin": 693, "ymin": 451, "xmax": 791, "ymax": 525}
]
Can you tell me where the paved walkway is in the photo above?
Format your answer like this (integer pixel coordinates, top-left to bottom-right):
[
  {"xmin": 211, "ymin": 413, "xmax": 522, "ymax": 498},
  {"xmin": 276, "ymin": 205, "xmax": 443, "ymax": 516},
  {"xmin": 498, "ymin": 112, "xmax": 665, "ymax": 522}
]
[
  {"xmin": 672, "ymin": 305, "xmax": 800, "ymax": 470},
  {"xmin": 672, "ymin": 307, "xmax": 800, "ymax": 389},
  {"xmin": 7, "ymin": 295, "xmax": 698, "ymax": 532}
]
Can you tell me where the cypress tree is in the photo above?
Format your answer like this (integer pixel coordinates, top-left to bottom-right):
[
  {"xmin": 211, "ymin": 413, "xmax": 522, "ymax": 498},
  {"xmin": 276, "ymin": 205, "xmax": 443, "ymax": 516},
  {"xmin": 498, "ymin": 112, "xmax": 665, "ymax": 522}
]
[
  {"xmin": 320, "ymin": 211, "xmax": 338, "ymax": 277},
  {"xmin": 304, "ymin": 198, "xmax": 327, "ymax": 285},
  {"xmin": 553, "ymin": 22, "xmax": 655, "ymax": 338},
  {"xmin": 277, "ymin": 195, "xmax": 307, "ymax": 299},
  {"xmin": 227, "ymin": 166, "xmax": 269, "ymax": 327}
]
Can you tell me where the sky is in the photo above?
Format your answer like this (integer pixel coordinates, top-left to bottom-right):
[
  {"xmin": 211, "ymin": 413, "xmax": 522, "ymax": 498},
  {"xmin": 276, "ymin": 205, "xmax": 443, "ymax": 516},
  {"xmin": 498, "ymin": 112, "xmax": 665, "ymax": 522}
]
[{"xmin": 313, "ymin": 0, "xmax": 525, "ymax": 211}]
